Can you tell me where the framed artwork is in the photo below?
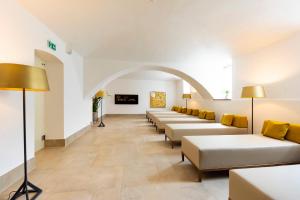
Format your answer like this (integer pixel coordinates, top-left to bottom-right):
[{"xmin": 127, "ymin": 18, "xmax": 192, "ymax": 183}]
[{"xmin": 150, "ymin": 91, "xmax": 166, "ymax": 108}]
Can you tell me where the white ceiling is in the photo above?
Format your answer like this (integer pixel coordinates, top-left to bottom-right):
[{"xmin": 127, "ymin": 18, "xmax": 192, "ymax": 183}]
[
  {"xmin": 19, "ymin": 0, "xmax": 300, "ymax": 62},
  {"xmin": 118, "ymin": 70, "xmax": 180, "ymax": 81}
]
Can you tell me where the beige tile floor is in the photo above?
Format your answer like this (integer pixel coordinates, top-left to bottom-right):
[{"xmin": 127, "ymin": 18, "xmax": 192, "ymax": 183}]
[{"xmin": 1, "ymin": 115, "xmax": 228, "ymax": 200}]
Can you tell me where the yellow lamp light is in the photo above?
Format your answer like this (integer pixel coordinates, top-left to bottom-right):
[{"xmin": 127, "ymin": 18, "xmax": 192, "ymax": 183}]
[
  {"xmin": 182, "ymin": 93, "xmax": 192, "ymax": 99},
  {"xmin": 241, "ymin": 86, "xmax": 265, "ymax": 98},
  {"xmin": 0, "ymin": 63, "xmax": 49, "ymax": 199},
  {"xmin": 182, "ymin": 93, "xmax": 192, "ymax": 109},
  {"xmin": 0, "ymin": 63, "xmax": 49, "ymax": 91},
  {"xmin": 96, "ymin": 90, "xmax": 105, "ymax": 98},
  {"xmin": 241, "ymin": 85, "xmax": 266, "ymax": 134}
]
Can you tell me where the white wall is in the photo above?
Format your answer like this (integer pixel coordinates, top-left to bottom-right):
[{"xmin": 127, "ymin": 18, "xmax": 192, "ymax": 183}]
[
  {"xmin": 104, "ymin": 79, "xmax": 177, "ymax": 114},
  {"xmin": 197, "ymin": 32, "xmax": 300, "ymax": 134},
  {"xmin": 0, "ymin": 0, "xmax": 91, "ymax": 177}
]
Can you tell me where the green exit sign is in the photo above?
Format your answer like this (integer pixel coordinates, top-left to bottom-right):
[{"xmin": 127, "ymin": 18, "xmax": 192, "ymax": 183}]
[{"xmin": 47, "ymin": 40, "xmax": 56, "ymax": 51}]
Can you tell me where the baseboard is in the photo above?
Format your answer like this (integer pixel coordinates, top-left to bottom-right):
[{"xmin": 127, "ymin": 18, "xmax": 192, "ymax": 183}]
[
  {"xmin": 45, "ymin": 139, "xmax": 65, "ymax": 147},
  {"xmin": 105, "ymin": 114, "xmax": 145, "ymax": 117},
  {"xmin": 65, "ymin": 125, "xmax": 91, "ymax": 146},
  {"xmin": 0, "ymin": 158, "xmax": 36, "ymax": 193},
  {"xmin": 45, "ymin": 124, "xmax": 91, "ymax": 147}
]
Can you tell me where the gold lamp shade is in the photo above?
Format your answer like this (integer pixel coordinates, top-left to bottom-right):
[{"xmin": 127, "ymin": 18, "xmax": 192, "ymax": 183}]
[
  {"xmin": 0, "ymin": 63, "xmax": 49, "ymax": 91},
  {"xmin": 241, "ymin": 86, "xmax": 265, "ymax": 98},
  {"xmin": 96, "ymin": 90, "xmax": 105, "ymax": 98},
  {"xmin": 182, "ymin": 93, "xmax": 192, "ymax": 99}
]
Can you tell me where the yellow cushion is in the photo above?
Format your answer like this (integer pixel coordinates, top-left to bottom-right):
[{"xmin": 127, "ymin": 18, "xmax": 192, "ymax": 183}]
[
  {"xmin": 192, "ymin": 109, "xmax": 199, "ymax": 116},
  {"xmin": 205, "ymin": 111, "xmax": 215, "ymax": 120},
  {"xmin": 221, "ymin": 114, "xmax": 234, "ymax": 126},
  {"xmin": 261, "ymin": 120, "xmax": 271, "ymax": 134},
  {"xmin": 263, "ymin": 121, "xmax": 289, "ymax": 140},
  {"xmin": 171, "ymin": 106, "xmax": 176, "ymax": 111},
  {"xmin": 198, "ymin": 110, "xmax": 206, "ymax": 119},
  {"xmin": 177, "ymin": 107, "xmax": 182, "ymax": 113},
  {"xmin": 182, "ymin": 108, "xmax": 187, "ymax": 113},
  {"xmin": 285, "ymin": 124, "xmax": 300, "ymax": 144},
  {"xmin": 186, "ymin": 109, "xmax": 192, "ymax": 115},
  {"xmin": 232, "ymin": 115, "xmax": 248, "ymax": 128}
]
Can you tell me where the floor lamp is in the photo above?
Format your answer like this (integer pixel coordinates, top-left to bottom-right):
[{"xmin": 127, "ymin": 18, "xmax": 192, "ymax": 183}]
[
  {"xmin": 0, "ymin": 63, "xmax": 49, "ymax": 200},
  {"xmin": 96, "ymin": 90, "xmax": 105, "ymax": 127},
  {"xmin": 182, "ymin": 94, "xmax": 192, "ymax": 109},
  {"xmin": 241, "ymin": 86, "xmax": 265, "ymax": 134}
]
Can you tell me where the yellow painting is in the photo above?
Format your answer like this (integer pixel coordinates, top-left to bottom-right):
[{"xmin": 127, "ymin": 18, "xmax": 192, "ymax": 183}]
[{"xmin": 150, "ymin": 91, "xmax": 166, "ymax": 108}]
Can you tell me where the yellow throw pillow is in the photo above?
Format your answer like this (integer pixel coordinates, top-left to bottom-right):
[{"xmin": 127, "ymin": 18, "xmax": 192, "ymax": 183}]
[
  {"xmin": 192, "ymin": 109, "xmax": 199, "ymax": 116},
  {"xmin": 221, "ymin": 114, "xmax": 234, "ymax": 126},
  {"xmin": 205, "ymin": 111, "xmax": 215, "ymax": 120},
  {"xmin": 263, "ymin": 121, "xmax": 289, "ymax": 140},
  {"xmin": 186, "ymin": 109, "xmax": 192, "ymax": 115},
  {"xmin": 171, "ymin": 106, "xmax": 176, "ymax": 111},
  {"xmin": 285, "ymin": 124, "xmax": 300, "ymax": 144},
  {"xmin": 261, "ymin": 120, "xmax": 271, "ymax": 134},
  {"xmin": 177, "ymin": 107, "xmax": 182, "ymax": 113},
  {"xmin": 182, "ymin": 108, "xmax": 187, "ymax": 113},
  {"xmin": 198, "ymin": 110, "xmax": 206, "ymax": 119},
  {"xmin": 232, "ymin": 115, "xmax": 248, "ymax": 128}
]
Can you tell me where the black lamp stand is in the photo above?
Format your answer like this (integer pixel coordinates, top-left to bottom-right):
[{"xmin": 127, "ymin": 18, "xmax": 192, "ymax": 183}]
[
  {"xmin": 185, "ymin": 98, "xmax": 188, "ymax": 110},
  {"xmin": 251, "ymin": 97, "xmax": 254, "ymax": 134},
  {"xmin": 10, "ymin": 89, "xmax": 42, "ymax": 200},
  {"xmin": 98, "ymin": 97, "xmax": 105, "ymax": 127}
]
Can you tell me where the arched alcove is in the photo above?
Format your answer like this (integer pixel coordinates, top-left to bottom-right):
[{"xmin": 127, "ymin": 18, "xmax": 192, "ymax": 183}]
[
  {"xmin": 88, "ymin": 65, "xmax": 213, "ymax": 99},
  {"xmin": 34, "ymin": 49, "xmax": 64, "ymax": 151}
]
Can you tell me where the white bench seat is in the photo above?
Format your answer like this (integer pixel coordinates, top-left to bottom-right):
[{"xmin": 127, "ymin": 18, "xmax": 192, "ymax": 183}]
[
  {"xmin": 229, "ymin": 164, "xmax": 300, "ymax": 200},
  {"xmin": 181, "ymin": 135, "xmax": 300, "ymax": 181}
]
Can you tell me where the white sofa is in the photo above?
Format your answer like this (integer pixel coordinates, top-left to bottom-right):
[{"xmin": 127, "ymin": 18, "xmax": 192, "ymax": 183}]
[
  {"xmin": 229, "ymin": 164, "xmax": 300, "ymax": 200},
  {"xmin": 165, "ymin": 123, "xmax": 248, "ymax": 148},
  {"xmin": 156, "ymin": 118, "xmax": 215, "ymax": 132},
  {"xmin": 151, "ymin": 114, "xmax": 195, "ymax": 125},
  {"xmin": 146, "ymin": 111, "xmax": 178, "ymax": 121},
  {"xmin": 181, "ymin": 134, "xmax": 300, "ymax": 181}
]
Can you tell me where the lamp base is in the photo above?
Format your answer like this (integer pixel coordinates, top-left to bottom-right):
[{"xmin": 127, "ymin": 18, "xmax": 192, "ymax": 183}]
[
  {"xmin": 10, "ymin": 180, "xmax": 42, "ymax": 200},
  {"xmin": 98, "ymin": 121, "xmax": 105, "ymax": 127}
]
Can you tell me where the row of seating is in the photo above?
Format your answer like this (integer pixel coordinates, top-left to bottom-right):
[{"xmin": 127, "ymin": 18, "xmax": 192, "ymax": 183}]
[{"xmin": 146, "ymin": 108, "xmax": 300, "ymax": 200}]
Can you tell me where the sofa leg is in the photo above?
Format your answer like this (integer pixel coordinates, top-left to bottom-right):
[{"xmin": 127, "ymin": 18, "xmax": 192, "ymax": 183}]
[
  {"xmin": 181, "ymin": 152, "xmax": 184, "ymax": 162},
  {"xmin": 171, "ymin": 141, "xmax": 174, "ymax": 149},
  {"xmin": 165, "ymin": 135, "xmax": 167, "ymax": 141},
  {"xmin": 198, "ymin": 171, "xmax": 203, "ymax": 182}
]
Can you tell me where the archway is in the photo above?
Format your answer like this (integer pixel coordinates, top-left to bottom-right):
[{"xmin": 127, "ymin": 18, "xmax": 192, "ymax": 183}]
[
  {"xmin": 34, "ymin": 49, "xmax": 64, "ymax": 151},
  {"xmin": 87, "ymin": 65, "xmax": 213, "ymax": 99}
]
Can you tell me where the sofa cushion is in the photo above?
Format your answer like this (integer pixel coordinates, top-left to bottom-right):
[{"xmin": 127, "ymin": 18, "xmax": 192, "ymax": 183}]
[
  {"xmin": 198, "ymin": 110, "xmax": 206, "ymax": 119},
  {"xmin": 263, "ymin": 121, "xmax": 289, "ymax": 140},
  {"xmin": 261, "ymin": 120, "xmax": 271, "ymax": 134},
  {"xmin": 221, "ymin": 114, "xmax": 234, "ymax": 126},
  {"xmin": 232, "ymin": 115, "xmax": 248, "ymax": 128},
  {"xmin": 285, "ymin": 124, "xmax": 300, "ymax": 144},
  {"xmin": 192, "ymin": 109, "xmax": 199, "ymax": 116},
  {"xmin": 205, "ymin": 111, "xmax": 215, "ymax": 120}
]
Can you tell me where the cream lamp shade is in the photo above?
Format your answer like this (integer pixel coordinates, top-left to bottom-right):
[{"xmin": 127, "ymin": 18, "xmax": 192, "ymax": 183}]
[
  {"xmin": 182, "ymin": 93, "xmax": 192, "ymax": 99},
  {"xmin": 0, "ymin": 63, "xmax": 49, "ymax": 91},
  {"xmin": 241, "ymin": 86, "xmax": 265, "ymax": 98},
  {"xmin": 96, "ymin": 90, "xmax": 106, "ymax": 98}
]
